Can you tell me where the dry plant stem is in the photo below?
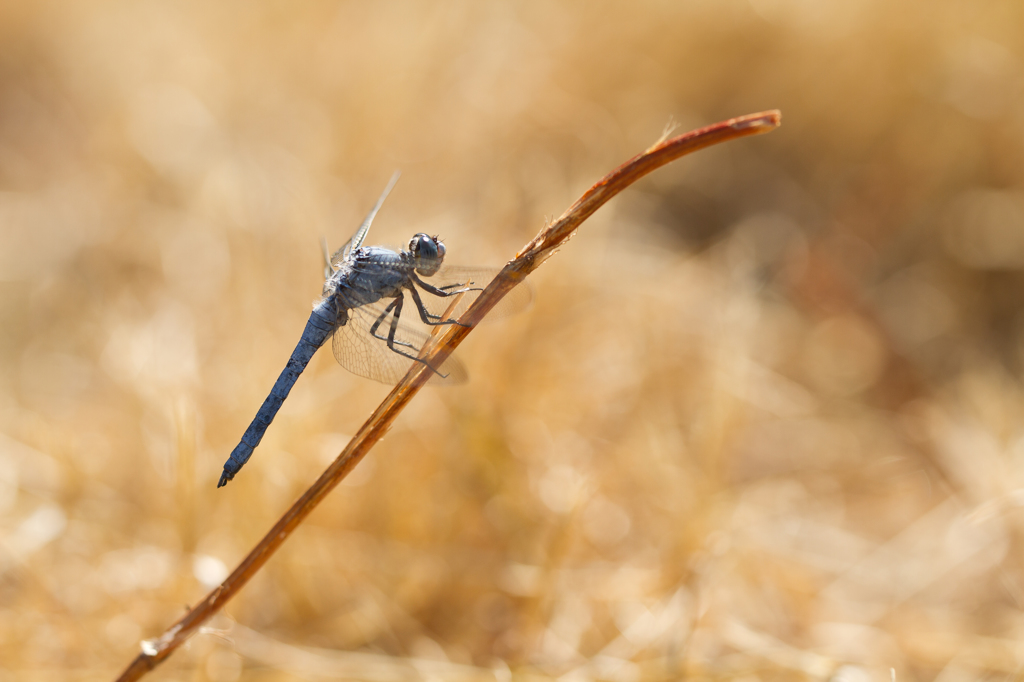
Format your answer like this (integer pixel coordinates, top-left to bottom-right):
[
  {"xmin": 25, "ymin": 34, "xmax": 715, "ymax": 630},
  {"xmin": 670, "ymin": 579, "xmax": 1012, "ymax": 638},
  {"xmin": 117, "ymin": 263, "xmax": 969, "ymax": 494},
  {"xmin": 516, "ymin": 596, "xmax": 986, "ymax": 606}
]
[{"xmin": 114, "ymin": 109, "xmax": 780, "ymax": 682}]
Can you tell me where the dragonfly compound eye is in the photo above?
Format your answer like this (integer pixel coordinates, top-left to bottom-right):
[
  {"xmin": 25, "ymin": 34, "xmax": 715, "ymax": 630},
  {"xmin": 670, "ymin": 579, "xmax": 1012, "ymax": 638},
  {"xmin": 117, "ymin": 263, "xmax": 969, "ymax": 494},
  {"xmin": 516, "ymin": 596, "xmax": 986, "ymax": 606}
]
[
  {"xmin": 410, "ymin": 233, "xmax": 445, "ymax": 276},
  {"xmin": 409, "ymin": 233, "xmax": 431, "ymax": 255}
]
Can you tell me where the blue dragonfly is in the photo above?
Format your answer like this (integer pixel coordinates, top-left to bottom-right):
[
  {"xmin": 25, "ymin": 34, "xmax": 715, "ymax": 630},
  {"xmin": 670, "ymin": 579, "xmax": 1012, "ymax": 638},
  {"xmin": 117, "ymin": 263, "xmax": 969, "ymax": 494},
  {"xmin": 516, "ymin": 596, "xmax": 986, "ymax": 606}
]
[{"xmin": 218, "ymin": 173, "xmax": 529, "ymax": 487}]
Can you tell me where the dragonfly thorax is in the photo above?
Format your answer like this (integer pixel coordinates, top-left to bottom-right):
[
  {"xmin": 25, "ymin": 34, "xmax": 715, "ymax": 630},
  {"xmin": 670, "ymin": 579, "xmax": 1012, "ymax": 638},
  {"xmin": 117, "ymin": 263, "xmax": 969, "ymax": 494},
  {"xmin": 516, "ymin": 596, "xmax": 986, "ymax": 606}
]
[{"xmin": 407, "ymin": 233, "xmax": 446, "ymax": 277}]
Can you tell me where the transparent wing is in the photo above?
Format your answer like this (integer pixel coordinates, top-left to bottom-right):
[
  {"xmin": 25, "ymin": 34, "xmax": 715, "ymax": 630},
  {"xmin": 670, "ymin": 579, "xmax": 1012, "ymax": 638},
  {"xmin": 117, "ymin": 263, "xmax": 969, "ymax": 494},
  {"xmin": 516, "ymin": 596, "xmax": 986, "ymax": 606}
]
[
  {"xmin": 416, "ymin": 265, "xmax": 533, "ymax": 322},
  {"xmin": 331, "ymin": 171, "xmax": 402, "ymax": 267},
  {"xmin": 331, "ymin": 302, "xmax": 468, "ymax": 386}
]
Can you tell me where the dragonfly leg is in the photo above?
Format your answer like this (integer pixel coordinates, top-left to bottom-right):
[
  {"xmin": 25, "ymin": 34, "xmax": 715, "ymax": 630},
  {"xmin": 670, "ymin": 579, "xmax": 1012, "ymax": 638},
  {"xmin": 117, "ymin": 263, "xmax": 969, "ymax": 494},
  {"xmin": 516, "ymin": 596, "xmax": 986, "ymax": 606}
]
[
  {"xmin": 372, "ymin": 295, "xmax": 447, "ymax": 378},
  {"xmin": 415, "ymin": 278, "xmax": 471, "ymax": 319},
  {"xmin": 413, "ymin": 273, "xmax": 482, "ymax": 299},
  {"xmin": 408, "ymin": 274, "xmax": 483, "ymax": 324},
  {"xmin": 407, "ymin": 285, "xmax": 465, "ymax": 326},
  {"xmin": 368, "ymin": 297, "xmax": 417, "ymax": 351}
]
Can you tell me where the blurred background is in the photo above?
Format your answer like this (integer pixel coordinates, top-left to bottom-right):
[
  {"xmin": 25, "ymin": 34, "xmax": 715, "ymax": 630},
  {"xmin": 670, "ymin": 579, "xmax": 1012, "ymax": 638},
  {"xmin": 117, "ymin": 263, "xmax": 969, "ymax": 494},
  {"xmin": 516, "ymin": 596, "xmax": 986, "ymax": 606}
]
[{"xmin": 2, "ymin": 1, "xmax": 1023, "ymax": 680}]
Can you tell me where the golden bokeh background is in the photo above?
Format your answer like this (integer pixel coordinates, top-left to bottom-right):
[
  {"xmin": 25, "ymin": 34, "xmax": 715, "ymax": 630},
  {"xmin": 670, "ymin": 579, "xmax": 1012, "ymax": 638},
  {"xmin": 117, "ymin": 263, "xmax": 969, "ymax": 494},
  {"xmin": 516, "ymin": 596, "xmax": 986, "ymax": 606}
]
[{"xmin": 3, "ymin": 1, "xmax": 1024, "ymax": 680}]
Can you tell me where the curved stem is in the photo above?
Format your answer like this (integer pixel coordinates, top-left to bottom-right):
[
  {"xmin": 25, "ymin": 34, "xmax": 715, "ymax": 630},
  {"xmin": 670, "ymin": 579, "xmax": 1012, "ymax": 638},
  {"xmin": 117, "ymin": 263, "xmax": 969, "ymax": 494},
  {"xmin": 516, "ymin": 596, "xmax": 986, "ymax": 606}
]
[{"xmin": 114, "ymin": 109, "xmax": 780, "ymax": 682}]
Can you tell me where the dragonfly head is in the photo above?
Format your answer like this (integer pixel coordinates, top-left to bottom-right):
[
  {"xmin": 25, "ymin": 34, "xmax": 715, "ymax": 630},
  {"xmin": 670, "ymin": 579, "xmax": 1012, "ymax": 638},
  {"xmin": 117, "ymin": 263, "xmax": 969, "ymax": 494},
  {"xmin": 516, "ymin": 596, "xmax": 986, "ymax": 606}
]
[{"xmin": 408, "ymin": 233, "xmax": 446, "ymax": 276}]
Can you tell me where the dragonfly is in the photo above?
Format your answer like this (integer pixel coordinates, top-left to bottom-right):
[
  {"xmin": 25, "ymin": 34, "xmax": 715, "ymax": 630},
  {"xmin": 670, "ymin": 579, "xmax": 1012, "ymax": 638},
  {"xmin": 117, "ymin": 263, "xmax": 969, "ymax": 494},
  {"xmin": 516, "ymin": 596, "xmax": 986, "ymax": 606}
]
[{"xmin": 218, "ymin": 172, "xmax": 530, "ymax": 487}]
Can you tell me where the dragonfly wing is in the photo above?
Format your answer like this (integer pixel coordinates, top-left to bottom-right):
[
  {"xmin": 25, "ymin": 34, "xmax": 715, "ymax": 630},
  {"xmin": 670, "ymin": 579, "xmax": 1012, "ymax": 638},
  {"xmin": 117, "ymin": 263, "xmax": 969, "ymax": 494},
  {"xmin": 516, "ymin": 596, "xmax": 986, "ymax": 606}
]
[
  {"xmin": 416, "ymin": 265, "xmax": 533, "ymax": 321},
  {"xmin": 331, "ymin": 302, "xmax": 468, "ymax": 385},
  {"xmin": 332, "ymin": 172, "xmax": 402, "ymax": 267}
]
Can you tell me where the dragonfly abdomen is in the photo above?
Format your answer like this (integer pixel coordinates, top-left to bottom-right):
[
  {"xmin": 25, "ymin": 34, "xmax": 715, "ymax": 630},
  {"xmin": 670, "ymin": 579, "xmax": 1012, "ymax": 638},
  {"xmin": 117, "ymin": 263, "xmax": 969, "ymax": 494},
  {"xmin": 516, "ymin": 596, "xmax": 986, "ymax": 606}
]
[{"xmin": 217, "ymin": 309, "xmax": 337, "ymax": 487}]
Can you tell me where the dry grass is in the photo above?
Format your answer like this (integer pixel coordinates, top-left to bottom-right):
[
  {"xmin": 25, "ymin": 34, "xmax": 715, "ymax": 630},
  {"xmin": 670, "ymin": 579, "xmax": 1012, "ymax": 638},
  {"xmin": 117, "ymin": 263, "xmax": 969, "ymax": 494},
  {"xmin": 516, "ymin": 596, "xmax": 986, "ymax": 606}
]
[
  {"xmin": 2, "ymin": 2, "xmax": 1023, "ymax": 681},
  {"xmin": 115, "ymin": 112, "xmax": 780, "ymax": 681}
]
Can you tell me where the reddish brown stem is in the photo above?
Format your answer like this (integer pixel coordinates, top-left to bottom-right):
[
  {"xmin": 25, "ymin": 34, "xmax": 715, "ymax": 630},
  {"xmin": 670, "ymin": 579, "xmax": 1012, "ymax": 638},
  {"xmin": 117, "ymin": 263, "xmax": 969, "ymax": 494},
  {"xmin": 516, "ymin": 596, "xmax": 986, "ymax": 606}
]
[{"xmin": 114, "ymin": 109, "xmax": 780, "ymax": 681}]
